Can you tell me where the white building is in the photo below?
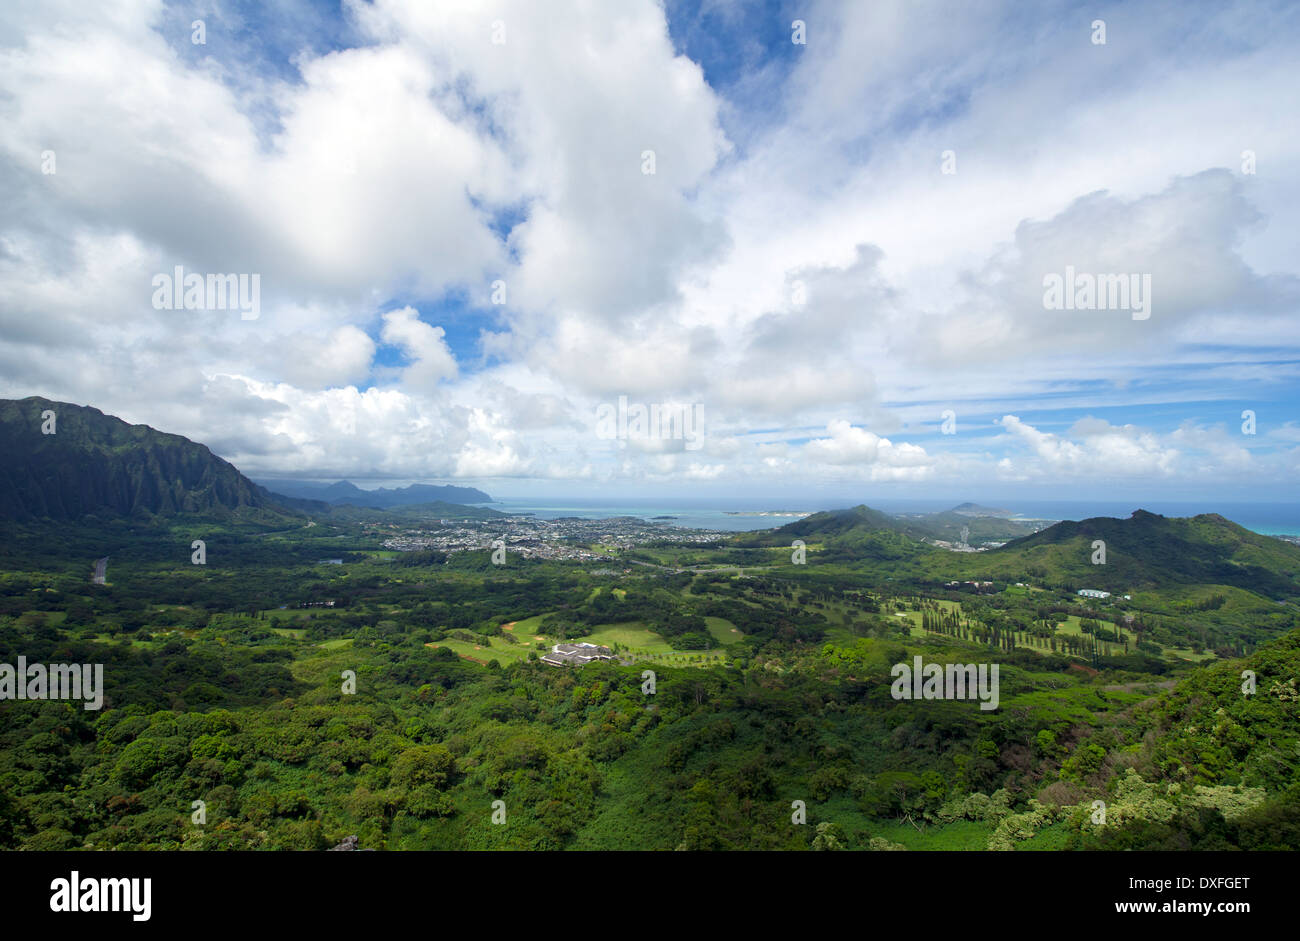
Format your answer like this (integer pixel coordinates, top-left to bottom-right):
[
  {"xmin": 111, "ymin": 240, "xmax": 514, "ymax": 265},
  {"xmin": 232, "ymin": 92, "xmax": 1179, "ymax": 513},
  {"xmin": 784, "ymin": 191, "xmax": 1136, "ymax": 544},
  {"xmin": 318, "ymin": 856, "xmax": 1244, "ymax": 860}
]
[{"xmin": 540, "ymin": 642, "xmax": 614, "ymax": 667}]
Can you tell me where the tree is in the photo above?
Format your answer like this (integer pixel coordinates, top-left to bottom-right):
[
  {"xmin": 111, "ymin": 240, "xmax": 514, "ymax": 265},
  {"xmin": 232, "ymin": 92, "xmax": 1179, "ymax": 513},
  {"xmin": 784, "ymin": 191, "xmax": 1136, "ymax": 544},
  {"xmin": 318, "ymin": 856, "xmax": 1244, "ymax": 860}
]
[
  {"xmin": 812, "ymin": 822, "xmax": 846, "ymax": 850},
  {"xmin": 390, "ymin": 744, "xmax": 456, "ymax": 790}
]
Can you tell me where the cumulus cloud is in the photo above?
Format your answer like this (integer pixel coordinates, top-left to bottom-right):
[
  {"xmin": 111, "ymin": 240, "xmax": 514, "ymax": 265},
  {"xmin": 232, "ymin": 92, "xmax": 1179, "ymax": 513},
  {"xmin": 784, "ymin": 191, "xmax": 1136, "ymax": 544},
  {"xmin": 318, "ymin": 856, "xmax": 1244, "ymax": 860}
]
[
  {"xmin": 379, "ymin": 307, "xmax": 458, "ymax": 390},
  {"xmin": 996, "ymin": 415, "xmax": 1180, "ymax": 479},
  {"xmin": 913, "ymin": 171, "xmax": 1292, "ymax": 368},
  {"xmin": 802, "ymin": 420, "xmax": 933, "ymax": 480},
  {"xmin": 266, "ymin": 326, "xmax": 376, "ymax": 390},
  {"xmin": 0, "ymin": 0, "xmax": 1296, "ymax": 495}
]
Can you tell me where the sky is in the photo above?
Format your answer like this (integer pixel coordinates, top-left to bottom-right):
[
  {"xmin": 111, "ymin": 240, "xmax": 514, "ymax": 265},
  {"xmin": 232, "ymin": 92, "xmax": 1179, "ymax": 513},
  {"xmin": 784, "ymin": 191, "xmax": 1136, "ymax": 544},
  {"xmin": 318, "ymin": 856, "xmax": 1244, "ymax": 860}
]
[{"xmin": 1, "ymin": 0, "xmax": 1298, "ymax": 505}]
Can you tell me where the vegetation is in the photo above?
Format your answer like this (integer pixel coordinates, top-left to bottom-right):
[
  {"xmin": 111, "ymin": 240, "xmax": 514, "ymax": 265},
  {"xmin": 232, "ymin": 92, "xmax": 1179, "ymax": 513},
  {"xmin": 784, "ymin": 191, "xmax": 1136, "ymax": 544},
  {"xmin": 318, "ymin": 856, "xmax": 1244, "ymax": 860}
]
[{"xmin": 3, "ymin": 402, "xmax": 1298, "ymax": 850}]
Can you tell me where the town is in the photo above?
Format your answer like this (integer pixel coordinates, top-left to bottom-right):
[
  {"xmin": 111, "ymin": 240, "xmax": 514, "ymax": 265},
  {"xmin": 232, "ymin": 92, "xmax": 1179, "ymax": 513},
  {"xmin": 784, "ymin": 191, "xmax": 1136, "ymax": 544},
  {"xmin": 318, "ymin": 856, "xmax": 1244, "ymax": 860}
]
[{"xmin": 376, "ymin": 513, "xmax": 728, "ymax": 562}]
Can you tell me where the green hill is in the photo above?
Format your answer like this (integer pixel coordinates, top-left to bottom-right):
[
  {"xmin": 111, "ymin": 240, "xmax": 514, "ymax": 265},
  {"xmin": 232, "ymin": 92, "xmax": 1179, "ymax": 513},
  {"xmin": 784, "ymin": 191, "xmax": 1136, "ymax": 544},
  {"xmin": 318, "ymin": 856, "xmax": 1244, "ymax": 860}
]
[
  {"xmin": 977, "ymin": 509, "xmax": 1300, "ymax": 599},
  {"xmin": 895, "ymin": 507, "xmax": 1042, "ymax": 544},
  {"xmin": 748, "ymin": 503, "xmax": 1037, "ymax": 548},
  {"xmin": 770, "ymin": 504, "xmax": 903, "ymax": 539},
  {"xmin": 743, "ymin": 503, "xmax": 1035, "ymax": 553},
  {"xmin": 734, "ymin": 504, "xmax": 932, "ymax": 565}
]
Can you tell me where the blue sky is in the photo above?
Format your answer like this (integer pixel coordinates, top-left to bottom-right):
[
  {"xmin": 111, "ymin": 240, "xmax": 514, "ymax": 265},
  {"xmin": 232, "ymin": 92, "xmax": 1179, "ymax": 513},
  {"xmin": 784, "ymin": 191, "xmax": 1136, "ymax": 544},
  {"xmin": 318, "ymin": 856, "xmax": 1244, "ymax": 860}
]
[{"xmin": 1, "ymin": 0, "xmax": 1298, "ymax": 504}]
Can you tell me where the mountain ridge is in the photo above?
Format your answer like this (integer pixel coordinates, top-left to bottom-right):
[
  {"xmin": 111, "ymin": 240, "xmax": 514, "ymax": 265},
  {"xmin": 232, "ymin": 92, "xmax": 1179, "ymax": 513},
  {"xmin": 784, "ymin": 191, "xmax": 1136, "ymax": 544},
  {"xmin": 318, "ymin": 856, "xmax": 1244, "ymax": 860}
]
[
  {"xmin": 0, "ymin": 396, "xmax": 296, "ymax": 522},
  {"xmin": 753, "ymin": 502, "xmax": 1300, "ymax": 598},
  {"xmin": 255, "ymin": 478, "xmax": 491, "ymax": 508}
]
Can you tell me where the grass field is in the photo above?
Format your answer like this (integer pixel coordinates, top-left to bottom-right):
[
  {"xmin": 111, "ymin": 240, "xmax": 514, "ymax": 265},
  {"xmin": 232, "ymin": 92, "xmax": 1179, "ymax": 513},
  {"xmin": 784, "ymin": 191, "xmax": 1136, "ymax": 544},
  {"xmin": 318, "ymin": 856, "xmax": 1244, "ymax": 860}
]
[
  {"xmin": 573, "ymin": 622, "xmax": 665, "ymax": 650},
  {"xmin": 426, "ymin": 616, "xmax": 741, "ymax": 668},
  {"xmin": 1161, "ymin": 644, "xmax": 1218, "ymax": 662},
  {"xmin": 506, "ymin": 613, "xmax": 551, "ymax": 636},
  {"xmin": 428, "ymin": 637, "xmax": 528, "ymax": 665},
  {"xmin": 704, "ymin": 616, "xmax": 741, "ymax": 644},
  {"xmin": 263, "ymin": 608, "xmax": 314, "ymax": 621},
  {"xmin": 570, "ymin": 623, "xmax": 724, "ymax": 664}
]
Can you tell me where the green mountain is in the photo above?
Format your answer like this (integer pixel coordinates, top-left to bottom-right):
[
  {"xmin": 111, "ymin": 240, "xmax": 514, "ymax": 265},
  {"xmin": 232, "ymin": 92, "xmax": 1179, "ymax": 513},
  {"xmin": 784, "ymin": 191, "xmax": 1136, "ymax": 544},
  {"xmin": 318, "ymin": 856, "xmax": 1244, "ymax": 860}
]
[
  {"xmin": 975, "ymin": 510, "xmax": 1300, "ymax": 599},
  {"xmin": 736, "ymin": 504, "xmax": 930, "ymax": 564},
  {"xmin": 772, "ymin": 504, "xmax": 902, "ymax": 539},
  {"xmin": 756, "ymin": 503, "xmax": 1036, "ymax": 547},
  {"xmin": 0, "ymin": 396, "xmax": 295, "ymax": 522},
  {"xmin": 752, "ymin": 503, "xmax": 1300, "ymax": 603}
]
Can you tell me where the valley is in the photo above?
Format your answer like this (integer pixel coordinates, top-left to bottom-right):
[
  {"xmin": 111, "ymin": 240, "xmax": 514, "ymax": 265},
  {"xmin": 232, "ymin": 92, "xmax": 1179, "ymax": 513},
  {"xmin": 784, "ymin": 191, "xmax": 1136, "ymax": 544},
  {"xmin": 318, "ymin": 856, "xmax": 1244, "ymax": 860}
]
[{"xmin": 1, "ymin": 398, "xmax": 1298, "ymax": 852}]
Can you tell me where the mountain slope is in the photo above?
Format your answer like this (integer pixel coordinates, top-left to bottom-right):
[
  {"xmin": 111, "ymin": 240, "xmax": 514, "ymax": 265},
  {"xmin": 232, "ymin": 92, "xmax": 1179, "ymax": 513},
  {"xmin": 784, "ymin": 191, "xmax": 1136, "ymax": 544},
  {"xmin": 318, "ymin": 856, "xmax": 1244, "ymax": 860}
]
[
  {"xmin": 735, "ymin": 504, "xmax": 932, "ymax": 564},
  {"xmin": 768, "ymin": 504, "xmax": 903, "ymax": 539},
  {"xmin": 0, "ymin": 397, "xmax": 293, "ymax": 521},
  {"xmin": 894, "ymin": 507, "xmax": 1043, "ymax": 543},
  {"xmin": 754, "ymin": 503, "xmax": 1035, "ymax": 547},
  {"xmin": 980, "ymin": 509, "xmax": 1300, "ymax": 598},
  {"xmin": 745, "ymin": 503, "xmax": 1300, "ymax": 601}
]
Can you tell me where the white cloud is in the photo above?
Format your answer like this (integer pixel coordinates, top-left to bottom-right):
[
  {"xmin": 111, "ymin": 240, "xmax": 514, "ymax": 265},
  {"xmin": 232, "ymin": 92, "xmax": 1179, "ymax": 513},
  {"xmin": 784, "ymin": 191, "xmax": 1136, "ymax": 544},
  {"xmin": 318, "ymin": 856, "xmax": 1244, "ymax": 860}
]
[
  {"xmin": 379, "ymin": 307, "xmax": 458, "ymax": 390},
  {"xmin": 0, "ymin": 0, "xmax": 1296, "ymax": 497},
  {"xmin": 265, "ymin": 325, "xmax": 376, "ymax": 390},
  {"xmin": 802, "ymin": 419, "xmax": 933, "ymax": 476},
  {"xmin": 997, "ymin": 414, "xmax": 1180, "ymax": 478}
]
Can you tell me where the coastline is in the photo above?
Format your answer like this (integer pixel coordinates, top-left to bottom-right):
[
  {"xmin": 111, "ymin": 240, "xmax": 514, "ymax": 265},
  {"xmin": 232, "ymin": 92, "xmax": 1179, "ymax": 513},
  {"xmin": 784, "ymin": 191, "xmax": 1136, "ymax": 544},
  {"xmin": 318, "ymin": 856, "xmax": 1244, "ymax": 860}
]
[{"xmin": 482, "ymin": 499, "xmax": 1300, "ymax": 538}]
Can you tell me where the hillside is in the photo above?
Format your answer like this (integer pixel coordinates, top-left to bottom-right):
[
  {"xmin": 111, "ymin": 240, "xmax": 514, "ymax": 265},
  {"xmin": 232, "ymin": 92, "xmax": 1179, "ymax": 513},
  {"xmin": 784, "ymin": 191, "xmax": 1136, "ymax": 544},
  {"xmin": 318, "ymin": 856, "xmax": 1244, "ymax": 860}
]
[
  {"xmin": 761, "ymin": 502, "xmax": 1300, "ymax": 600},
  {"xmin": 894, "ymin": 506, "xmax": 1042, "ymax": 544},
  {"xmin": 746, "ymin": 503, "xmax": 1037, "ymax": 550},
  {"xmin": 978, "ymin": 509, "xmax": 1300, "ymax": 599},
  {"xmin": 734, "ymin": 505, "xmax": 932, "ymax": 565},
  {"xmin": 0, "ymin": 397, "xmax": 298, "ymax": 522},
  {"xmin": 770, "ymin": 504, "xmax": 902, "ymax": 539}
]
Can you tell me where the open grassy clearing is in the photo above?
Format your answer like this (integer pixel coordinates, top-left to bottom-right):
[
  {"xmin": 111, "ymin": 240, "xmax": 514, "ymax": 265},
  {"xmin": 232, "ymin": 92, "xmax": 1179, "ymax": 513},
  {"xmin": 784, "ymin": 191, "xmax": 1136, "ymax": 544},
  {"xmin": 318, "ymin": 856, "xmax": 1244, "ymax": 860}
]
[{"xmin": 428, "ymin": 636, "xmax": 528, "ymax": 665}]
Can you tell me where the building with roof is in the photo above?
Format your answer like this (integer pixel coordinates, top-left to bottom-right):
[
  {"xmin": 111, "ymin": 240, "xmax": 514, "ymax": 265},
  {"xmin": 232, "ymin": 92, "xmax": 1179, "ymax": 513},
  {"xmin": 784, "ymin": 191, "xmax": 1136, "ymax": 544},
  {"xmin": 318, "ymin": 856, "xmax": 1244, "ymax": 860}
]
[{"xmin": 540, "ymin": 641, "xmax": 615, "ymax": 667}]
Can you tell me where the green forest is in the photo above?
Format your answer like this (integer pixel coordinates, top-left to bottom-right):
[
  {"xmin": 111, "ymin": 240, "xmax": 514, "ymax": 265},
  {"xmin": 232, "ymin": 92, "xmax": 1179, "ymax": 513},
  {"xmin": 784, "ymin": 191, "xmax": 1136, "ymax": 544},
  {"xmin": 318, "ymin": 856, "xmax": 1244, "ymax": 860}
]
[{"xmin": 2, "ymin": 506, "xmax": 1298, "ymax": 851}]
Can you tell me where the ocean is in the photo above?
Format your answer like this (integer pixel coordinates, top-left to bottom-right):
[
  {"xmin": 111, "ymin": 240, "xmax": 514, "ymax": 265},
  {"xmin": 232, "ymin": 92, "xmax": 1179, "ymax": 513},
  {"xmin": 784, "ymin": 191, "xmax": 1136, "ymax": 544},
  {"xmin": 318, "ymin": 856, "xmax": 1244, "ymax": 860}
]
[
  {"xmin": 482, "ymin": 498, "xmax": 812, "ymax": 532},
  {"xmin": 482, "ymin": 497, "xmax": 1300, "ymax": 537}
]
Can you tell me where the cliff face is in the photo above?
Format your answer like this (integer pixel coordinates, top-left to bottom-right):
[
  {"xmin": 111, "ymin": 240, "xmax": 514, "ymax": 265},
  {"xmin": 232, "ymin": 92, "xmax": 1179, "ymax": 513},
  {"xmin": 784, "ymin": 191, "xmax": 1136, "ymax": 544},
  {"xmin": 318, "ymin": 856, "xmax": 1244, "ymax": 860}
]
[{"xmin": 0, "ymin": 397, "xmax": 276, "ymax": 521}]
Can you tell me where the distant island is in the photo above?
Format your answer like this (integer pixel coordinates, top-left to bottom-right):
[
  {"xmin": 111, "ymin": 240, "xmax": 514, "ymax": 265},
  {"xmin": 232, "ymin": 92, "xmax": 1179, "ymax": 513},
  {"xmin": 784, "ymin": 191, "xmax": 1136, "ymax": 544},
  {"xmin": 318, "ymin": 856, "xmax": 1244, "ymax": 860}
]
[{"xmin": 949, "ymin": 502, "xmax": 1015, "ymax": 519}]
